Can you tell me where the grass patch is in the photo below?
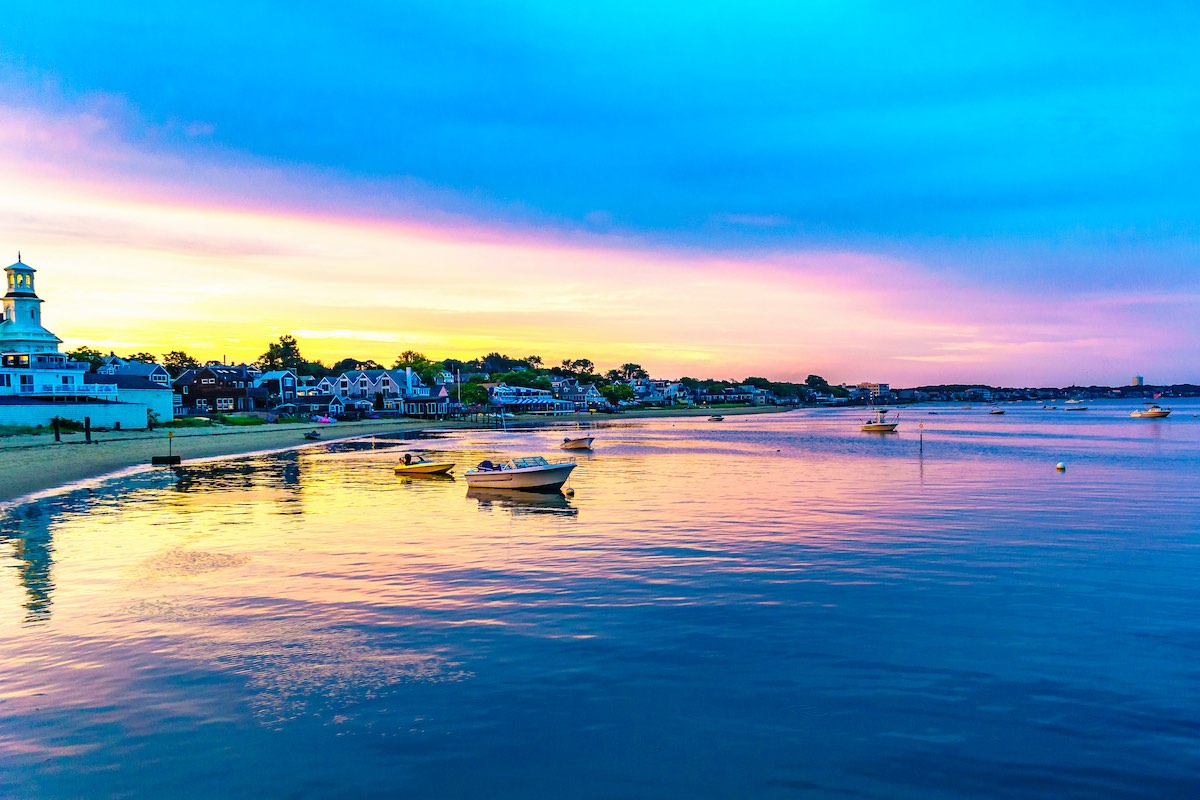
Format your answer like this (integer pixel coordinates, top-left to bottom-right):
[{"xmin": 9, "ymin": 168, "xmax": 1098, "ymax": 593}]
[
  {"xmin": 164, "ymin": 417, "xmax": 214, "ymax": 428},
  {"xmin": 215, "ymin": 414, "xmax": 268, "ymax": 426},
  {"xmin": 0, "ymin": 424, "xmax": 47, "ymax": 437}
]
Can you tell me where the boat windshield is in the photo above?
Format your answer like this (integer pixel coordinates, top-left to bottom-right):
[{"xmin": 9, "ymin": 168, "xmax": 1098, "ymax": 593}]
[{"xmin": 508, "ymin": 456, "xmax": 550, "ymax": 469}]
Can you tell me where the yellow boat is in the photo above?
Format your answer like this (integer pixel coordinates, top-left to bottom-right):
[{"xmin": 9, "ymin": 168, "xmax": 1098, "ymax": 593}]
[
  {"xmin": 394, "ymin": 456, "xmax": 455, "ymax": 475},
  {"xmin": 861, "ymin": 409, "xmax": 899, "ymax": 432}
]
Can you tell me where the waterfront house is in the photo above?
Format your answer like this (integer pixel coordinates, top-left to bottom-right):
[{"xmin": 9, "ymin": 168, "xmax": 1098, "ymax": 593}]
[
  {"xmin": 490, "ymin": 382, "xmax": 574, "ymax": 414},
  {"xmin": 255, "ymin": 370, "xmax": 299, "ymax": 409},
  {"xmin": 553, "ymin": 378, "xmax": 605, "ymax": 410},
  {"xmin": 97, "ymin": 357, "xmax": 172, "ymax": 388},
  {"xmin": 0, "ymin": 257, "xmax": 151, "ymax": 428},
  {"xmin": 173, "ymin": 365, "xmax": 267, "ymax": 414},
  {"xmin": 309, "ymin": 368, "xmax": 449, "ymax": 416}
]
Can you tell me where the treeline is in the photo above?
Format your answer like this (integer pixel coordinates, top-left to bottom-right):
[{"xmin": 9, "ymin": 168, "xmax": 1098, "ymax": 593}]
[{"xmin": 64, "ymin": 336, "xmax": 847, "ymax": 404}]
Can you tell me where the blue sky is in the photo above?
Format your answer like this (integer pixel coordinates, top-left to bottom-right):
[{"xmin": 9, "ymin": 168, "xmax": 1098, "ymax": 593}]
[{"xmin": 2, "ymin": 2, "xmax": 1198, "ymax": 382}]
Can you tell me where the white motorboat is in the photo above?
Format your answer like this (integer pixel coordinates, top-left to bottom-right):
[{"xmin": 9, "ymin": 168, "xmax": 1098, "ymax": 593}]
[
  {"xmin": 464, "ymin": 456, "xmax": 577, "ymax": 491},
  {"xmin": 708, "ymin": 415, "xmax": 725, "ymax": 421},
  {"xmin": 1065, "ymin": 406, "xmax": 1088, "ymax": 412},
  {"xmin": 861, "ymin": 409, "xmax": 899, "ymax": 432},
  {"xmin": 561, "ymin": 436, "xmax": 594, "ymax": 450},
  {"xmin": 988, "ymin": 408, "xmax": 1005, "ymax": 415},
  {"xmin": 1065, "ymin": 398, "xmax": 1084, "ymax": 404},
  {"xmin": 1130, "ymin": 403, "xmax": 1171, "ymax": 419}
]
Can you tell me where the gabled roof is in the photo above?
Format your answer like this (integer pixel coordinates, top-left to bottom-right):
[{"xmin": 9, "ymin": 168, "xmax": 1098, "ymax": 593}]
[
  {"xmin": 84, "ymin": 373, "xmax": 167, "ymax": 390},
  {"xmin": 109, "ymin": 362, "xmax": 167, "ymax": 378}
]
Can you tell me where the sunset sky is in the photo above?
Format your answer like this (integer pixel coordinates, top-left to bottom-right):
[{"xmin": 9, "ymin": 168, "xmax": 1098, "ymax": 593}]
[{"xmin": 2, "ymin": 2, "xmax": 1197, "ymax": 385}]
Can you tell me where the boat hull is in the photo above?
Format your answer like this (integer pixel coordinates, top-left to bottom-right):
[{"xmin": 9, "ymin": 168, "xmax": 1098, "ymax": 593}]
[
  {"xmin": 395, "ymin": 461, "xmax": 456, "ymax": 475},
  {"xmin": 861, "ymin": 423, "xmax": 899, "ymax": 432},
  {"xmin": 1130, "ymin": 410, "xmax": 1171, "ymax": 418},
  {"xmin": 464, "ymin": 463, "xmax": 576, "ymax": 491},
  {"xmin": 560, "ymin": 437, "xmax": 594, "ymax": 450}
]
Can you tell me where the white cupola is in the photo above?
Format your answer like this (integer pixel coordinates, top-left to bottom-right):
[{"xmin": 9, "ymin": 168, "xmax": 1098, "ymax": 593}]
[{"xmin": 1, "ymin": 254, "xmax": 63, "ymax": 354}]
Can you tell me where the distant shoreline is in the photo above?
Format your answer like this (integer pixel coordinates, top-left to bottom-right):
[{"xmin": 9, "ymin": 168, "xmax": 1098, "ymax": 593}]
[{"xmin": 0, "ymin": 405, "xmax": 788, "ymax": 507}]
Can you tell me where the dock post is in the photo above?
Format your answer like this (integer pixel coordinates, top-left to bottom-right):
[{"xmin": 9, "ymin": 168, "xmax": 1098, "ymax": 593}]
[
  {"xmin": 53, "ymin": 418, "xmax": 61, "ymax": 442},
  {"xmin": 84, "ymin": 416, "xmax": 92, "ymax": 444}
]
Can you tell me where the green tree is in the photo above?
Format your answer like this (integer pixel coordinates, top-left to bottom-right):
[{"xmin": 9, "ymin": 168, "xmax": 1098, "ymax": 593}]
[
  {"xmin": 604, "ymin": 368, "xmax": 623, "ymax": 382},
  {"xmin": 333, "ymin": 357, "xmax": 382, "ymax": 372},
  {"xmin": 524, "ymin": 355, "xmax": 543, "ymax": 368},
  {"xmin": 459, "ymin": 382, "xmax": 490, "ymax": 406},
  {"xmin": 257, "ymin": 335, "xmax": 306, "ymax": 371},
  {"xmin": 805, "ymin": 374, "xmax": 828, "ymax": 389},
  {"xmin": 493, "ymin": 371, "xmax": 552, "ymax": 391},
  {"xmin": 125, "ymin": 352, "xmax": 158, "ymax": 364},
  {"xmin": 162, "ymin": 350, "xmax": 201, "ymax": 376},
  {"xmin": 600, "ymin": 383, "xmax": 636, "ymax": 404},
  {"xmin": 65, "ymin": 346, "xmax": 104, "ymax": 369},
  {"xmin": 620, "ymin": 363, "xmax": 649, "ymax": 380}
]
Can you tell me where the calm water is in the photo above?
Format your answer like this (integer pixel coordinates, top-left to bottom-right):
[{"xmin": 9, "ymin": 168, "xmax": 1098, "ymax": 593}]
[{"xmin": 2, "ymin": 402, "xmax": 1199, "ymax": 798}]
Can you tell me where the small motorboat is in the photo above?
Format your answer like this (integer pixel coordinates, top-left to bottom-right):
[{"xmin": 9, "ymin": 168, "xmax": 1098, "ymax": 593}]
[
  {"xmin": 561, "ymin": 436, "xmax": 594, "ymax": 450},
  {"xmin": 1042, "ymin": 405, "xmax": 1058, "ymax": 410},
  {"xmin": 303, "ymin": 430, "xmax": 322, "ymax": 440},
  {"xmin": 395, "ymin": 454, "xmax": 455, "ymax": 475},
  {"xmin": 464, "ymin": 456, "xmax": 576, "ymax": 492},
  {"xmin": 1065, "ymin": 398, "xmax": 1084, "ymax": 405},
  {"xmin": 1130, "ymin": 403, "xmax": 1171, "ymax": 419},
  {"xmin": 988, "ymin": 408, "xmax": 1005, "ymax": 415},
  {"xmin": 1065, "ymin": 406, "xmax": 1088, "ymax": 412},
  {"xmin": 708, "ymin": 415, "xmax": 725, "ymax": 422},
  {"xmin": 861, "ymin": 409, "xmax": 899, "ymax": 432}
]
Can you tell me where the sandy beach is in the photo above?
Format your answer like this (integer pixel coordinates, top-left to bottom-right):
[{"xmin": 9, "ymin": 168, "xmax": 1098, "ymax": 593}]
[{"xmin": 0, "ymin": 405, "xmax": 788, "ymax": 506}]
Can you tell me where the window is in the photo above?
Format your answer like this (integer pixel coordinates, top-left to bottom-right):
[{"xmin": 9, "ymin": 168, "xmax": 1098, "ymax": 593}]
[
  {"xmin": 216, "ymin": 397, "xmax": 234, "ymax": 411},
  {"xmin": 19, "ymin": 375, "xmax": 33, "ymax": 386},
  {"xmin": 202, "ymin": 378, "xmax": 214, "ymax": 384},
  {"xmin": 61, "ymin": 376, "xmax": 72, "ymax": 385},
  {"xmin": 0, "ymin": 374, "xmax": 9, "ymax": 387}
]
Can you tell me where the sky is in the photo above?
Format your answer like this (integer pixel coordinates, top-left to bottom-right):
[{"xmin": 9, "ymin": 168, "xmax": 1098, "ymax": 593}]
[{"xmin": 2, "ymin": 1, "xmax": 1198, "ymax": 386}]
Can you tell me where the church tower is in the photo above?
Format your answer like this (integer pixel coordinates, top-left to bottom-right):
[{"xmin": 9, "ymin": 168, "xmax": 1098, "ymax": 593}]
[{"xmin": 1, "ymin": 254, "xmax": 63, "ymax": 354}]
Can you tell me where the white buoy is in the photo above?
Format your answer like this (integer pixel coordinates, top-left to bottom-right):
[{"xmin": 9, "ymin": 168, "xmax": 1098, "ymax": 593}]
[{"xmin": 1056, "ymin": 462, "xmax": 1066, "ymax": 471}]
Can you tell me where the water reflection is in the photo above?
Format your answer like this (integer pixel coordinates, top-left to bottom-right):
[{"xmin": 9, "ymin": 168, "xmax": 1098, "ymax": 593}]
[
  {"xmin": 0, "ymin": 506, "xmax": 54, "ymax": 623},
  {"xmin": 0, "ymin": 406, "xmax": 1198, "ymax": 798},
  {"xmin": 466, "ymin": 487, "xmax": 578, "ymax": 516}
]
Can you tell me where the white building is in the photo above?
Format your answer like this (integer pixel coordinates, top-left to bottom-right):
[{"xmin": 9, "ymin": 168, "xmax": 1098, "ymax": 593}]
[{"xmin": 0, "ymin": 256, "xmax": 165, "ymax": 428}]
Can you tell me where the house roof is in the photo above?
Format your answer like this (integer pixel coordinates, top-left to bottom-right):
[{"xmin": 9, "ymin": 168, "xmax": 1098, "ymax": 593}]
[
  {"xmin": 84, "ymin": 374, "xmax": 168, "ymax": 391},
  {"xmin": 108, "ymin": 362, "xmax": 166, "ymax": 378}
]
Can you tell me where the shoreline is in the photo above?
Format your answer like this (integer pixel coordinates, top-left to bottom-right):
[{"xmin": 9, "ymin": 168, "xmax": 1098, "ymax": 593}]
[{"xmin": 0, "ymin": 405, "xmax": 788, "ymax": 506}]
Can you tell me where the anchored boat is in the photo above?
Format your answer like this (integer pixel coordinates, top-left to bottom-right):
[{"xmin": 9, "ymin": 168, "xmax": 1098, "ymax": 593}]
[
  {"xmin": 394, "ymin": 454, "xmax": 455, "ymax": 475},
  {"xmin": 1130, "ymin": 403, "xmax": 1171, "ymax": 419},
  {"xmin": 861, "ymin": 409, "xmax": 899, "ymax": 432},
  {"xmin": 561, "ymin": 436, "xmax": 595, "ymax": 451},
  {"xmin": 464, "ymin": 456, "xmax": 576, "ymax": 491}
]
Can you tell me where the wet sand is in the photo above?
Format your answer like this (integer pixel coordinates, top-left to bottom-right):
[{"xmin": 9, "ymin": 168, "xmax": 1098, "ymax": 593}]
[{"xmin": 0, "ymin": 405, "xmax": 788, "ymax": 506}]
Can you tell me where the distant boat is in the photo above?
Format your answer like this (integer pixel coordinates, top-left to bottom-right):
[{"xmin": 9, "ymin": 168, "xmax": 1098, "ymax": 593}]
[
  {"xmin": 1065, "ymin": 398, "xmax": 1084, "ymax": 404},
  {"xmin": 1130, "ymin": 404, "xmax": 1171, "ymax": 419},
  {"xmin": 708, "ymin": 415, "xmax": 725, "ymax": 422},
  {"xmin": 861, "ymin": 409, "xmax": 899, "ymax": 432},
  {"xmin": 464, "ymin": 456, "xmax": 576, "ymax": 491},
  {"xmin": 988, "ymin": 408, "xmax": 1005, "ymax": 415},
  {"xmin": 1042, "ymin": 405, "xmax": 1058, "ymax": 410},
  {"xmin": 561, "ymin": 436, "xmax": 594, "ymax": 450},
  {"xmin": 1065, "ymin": 406, "xmax": 1088, "ymax": 412}
]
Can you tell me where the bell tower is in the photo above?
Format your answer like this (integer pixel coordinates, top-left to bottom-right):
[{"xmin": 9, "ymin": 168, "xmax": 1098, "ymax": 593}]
[{"xmin": 1, "ymin": 254, "xmax": 63, "ymax": 354}]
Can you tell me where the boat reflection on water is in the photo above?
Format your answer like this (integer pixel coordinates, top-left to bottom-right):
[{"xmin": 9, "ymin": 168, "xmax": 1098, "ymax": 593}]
[
  {"xmin": 395, "ymin": 472, "xmax": 456, "ymax": 484},
  {"xmin": 466, "ymin": 487, "xmax": 578, "ymax": 516}
]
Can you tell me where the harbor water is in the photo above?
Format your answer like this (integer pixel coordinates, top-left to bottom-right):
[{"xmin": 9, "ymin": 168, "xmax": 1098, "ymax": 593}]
[{"xmin": 2, "ymin": 403, "xmax": 1198, "ymax": 798}]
